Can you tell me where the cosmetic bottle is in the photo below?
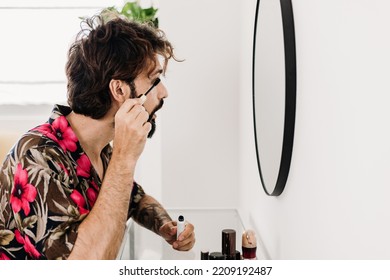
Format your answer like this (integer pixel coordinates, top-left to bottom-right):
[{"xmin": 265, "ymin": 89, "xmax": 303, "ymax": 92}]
[
  {"xmin": 201, "ymin": 250, "xmax": 209, "ymax": 260},
  {"xmin": 176, "ymin": 215, "xmax": 185, "ymax": 240},
  {"xmin": 222, "ymin": 229, "xmax": 236, "ymax": 260},
  {"xmin": 242, "ymin": 230, "xmax": 257, "ymax": 260},
  {"xmin": 235, "ymin": 250, "xmax": 242, "ymax": 260},
  {"xmin": 208, "ymin": 252, "xmax": 226, "ymax": 260}
]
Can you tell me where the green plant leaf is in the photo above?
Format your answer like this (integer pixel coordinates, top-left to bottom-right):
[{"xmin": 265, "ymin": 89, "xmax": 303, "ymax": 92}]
[
  {"xmin": 83, "ymin": 1, "xmax": 159, "ymax": 28},
  {"xmin": 143, "ymin": 7, "xmax": 157, "ymax": 17},
  {"xmin": 120, "ymin": 1, "xmax": 158, "ymax": 24}
]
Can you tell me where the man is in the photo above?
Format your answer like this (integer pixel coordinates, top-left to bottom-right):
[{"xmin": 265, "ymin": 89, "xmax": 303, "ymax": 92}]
[{"xmin": 0, "ymin": 14, "xmax": 195, "ymax": 260}]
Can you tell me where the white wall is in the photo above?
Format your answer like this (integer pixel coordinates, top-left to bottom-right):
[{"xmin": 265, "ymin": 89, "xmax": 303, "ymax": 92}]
[
  {"xmin": 0, "ymin": 105, "xmax": 53, "ymax": 157},
  {"xmin": 239, "ymin": 0, "xmax": 390, "ymax": 259},
  {"xmin": 158, "ymin": 0, "xmax": 240, "ymax": 209}
]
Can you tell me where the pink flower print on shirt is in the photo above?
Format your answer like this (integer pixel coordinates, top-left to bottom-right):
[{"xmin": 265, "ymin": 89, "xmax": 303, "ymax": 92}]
[
  {"xmin": 86, "ymin": 180, "xmax": 99, "ymax": 208},
  {"xmin": 10, "ymin": 164, "xmax": 37, "ymax": 216},
  {"xmin": 76, "ymin": 154, "xmax": 91, "ymax": 178},
  {"xmin": 0, "ymin": 250, "xmax": 10, "ymax": 260},
  {"xmin": 70, "ymin": 189, "xmax": 89, "ymax": 215},
  {"xmin": 14, "ymin": 230, "xmax": 40, "ymax": 259},
  {"xmin": 34, "ymin": 116, "xmax": 78, "ymax": 153}
]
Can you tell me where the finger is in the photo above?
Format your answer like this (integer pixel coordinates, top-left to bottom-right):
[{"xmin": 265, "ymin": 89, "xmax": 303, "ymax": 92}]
[
  {"xmin": 135, "ymin": 109, "xmax": 149, "ymax": 123},
  {"xmin": 118, "ymin": 106, "xmax": 149, "ymax": 137},
  {"xmin": 174, "ymin": 233, "xmax": 196, "ymax": 251},
  {"xmin": 159, "ymin": 223, "xmax": 177, "ymax": 245},
  {"xmin": 142, "ymin": 121, "xmax": 152, "ymax": 136},
  {"xmin": 176, "ymin": 230, "xmax": 195, "ymax": 245},
  {"xmin": 121, "ymin": 106, "xmax": 149, "ymax": 133},
  {"xmin": 177, "ymin": 239, "xmax": 195, "ymax": 251},
  {"xmin": 139, "ymin": 94, "xmax": 147, "ymax": 105},
  {"xmin": 128, "ymin": 104, "xmax": 147, "ymax": 118},
  {"xmin": 177, "ymin": 223, "xmax": 194, "ymax": 241},
  {"xmin": 117, "ymin": 98, "xmax": 141, "ymax": 116}
]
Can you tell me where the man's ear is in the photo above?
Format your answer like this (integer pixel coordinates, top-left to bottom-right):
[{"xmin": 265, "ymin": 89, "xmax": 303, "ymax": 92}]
[{"xmin": 109, "ymin": 79, "xmax": 129, "ymax": 102}]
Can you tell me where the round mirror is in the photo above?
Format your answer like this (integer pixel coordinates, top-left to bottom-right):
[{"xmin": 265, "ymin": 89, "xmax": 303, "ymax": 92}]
[{"xmin": 252, "ymin": 0, "xmax": 296, "ymax": 196}]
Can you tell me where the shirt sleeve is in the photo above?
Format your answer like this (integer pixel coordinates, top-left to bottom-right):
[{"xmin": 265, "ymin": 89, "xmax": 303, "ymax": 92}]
[
  {"xmin": 0, "ymin": 146, "xmax": 82, "ymax": 260},
  {"xmin": 127, "ymin": 181, "xmax": 146, "ymax": 219}
]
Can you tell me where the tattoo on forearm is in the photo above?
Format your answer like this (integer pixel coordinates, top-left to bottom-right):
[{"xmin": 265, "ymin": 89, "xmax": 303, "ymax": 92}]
[{"xmin": 134, "ymin": 202, "xmax": 172, "ymax": 234}]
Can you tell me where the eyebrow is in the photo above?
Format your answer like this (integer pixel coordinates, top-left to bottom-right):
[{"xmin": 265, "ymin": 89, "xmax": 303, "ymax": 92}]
[{"xmin": 150, "ymin": 68, "xmax": 163, "ymax": 78}]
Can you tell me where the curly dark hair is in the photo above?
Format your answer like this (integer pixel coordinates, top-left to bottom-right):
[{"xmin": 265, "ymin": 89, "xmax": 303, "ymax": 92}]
[{"xmin": 66, "ymin": 14, "xmax": 176, "ymax": 119}]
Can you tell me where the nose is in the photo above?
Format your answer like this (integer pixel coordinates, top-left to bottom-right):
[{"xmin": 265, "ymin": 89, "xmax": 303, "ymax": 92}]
[{"xmin": 157, "ymin": 82, "xmax": 168, "ymax": 99}]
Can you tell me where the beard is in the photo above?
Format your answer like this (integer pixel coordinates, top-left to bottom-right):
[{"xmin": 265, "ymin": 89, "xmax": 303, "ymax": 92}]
[
  {"xmin": 148, "ymin": 118, "xmax": 156, "ymax": 138},
  {"xmin": 147, "ymin": 99, "xmax": 164, "ymax": 138}
]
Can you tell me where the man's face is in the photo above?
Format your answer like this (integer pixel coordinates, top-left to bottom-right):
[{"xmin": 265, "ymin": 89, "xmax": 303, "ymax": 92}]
[{"xmin": 132, "ymin": 59, "xmax": 168, "ymax": 138}]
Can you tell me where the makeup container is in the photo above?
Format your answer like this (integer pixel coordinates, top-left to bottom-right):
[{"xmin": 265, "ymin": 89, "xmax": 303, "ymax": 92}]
[
  {"xmin": 235, "ymin": 250, "xmax": 242, "ymax": 260},
  {"xmin": 201, "ymin": 250, "xmax": 209, "ymax": 260},
  {"xmin": 222, "ymin": 229, "xmax": 236, "ymax": 260},
  {"xmin": 208, "ymin": 252, "xmax": 226, "ymax": 260},
  {"xmin": 242, "ymin": 230, "xmax": 257, "ymax": 260},
  {"xmin": 176, "ymin": 215, "xmax": 185, "ymax": 240}
]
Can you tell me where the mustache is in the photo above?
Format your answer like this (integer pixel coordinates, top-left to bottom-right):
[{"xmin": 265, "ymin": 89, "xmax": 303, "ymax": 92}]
[{"xmin": 148, "ymin": 99, "xmax": 164, "ymax": 122}]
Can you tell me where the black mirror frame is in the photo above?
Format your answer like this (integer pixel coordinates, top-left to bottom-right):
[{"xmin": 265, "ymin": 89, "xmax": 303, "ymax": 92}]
[{"xmin": 252, "ymin": 0, "xmax": 297, "ymax": 196}]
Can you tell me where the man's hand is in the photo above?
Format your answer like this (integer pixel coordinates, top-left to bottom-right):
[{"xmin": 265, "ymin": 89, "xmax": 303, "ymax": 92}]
[
  {"xmin": 159, "ymin": 221, "xmax": 195, "ymax": 251},
  {"xmin": 112, "ymin": 98, "xmax": 151, "ymax": 166}
]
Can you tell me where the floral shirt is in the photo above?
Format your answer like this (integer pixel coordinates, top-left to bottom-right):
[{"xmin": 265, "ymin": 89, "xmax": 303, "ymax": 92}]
[{"xmin": 0, "ymin": 105, "xmax": 145, "ymax": 260}]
